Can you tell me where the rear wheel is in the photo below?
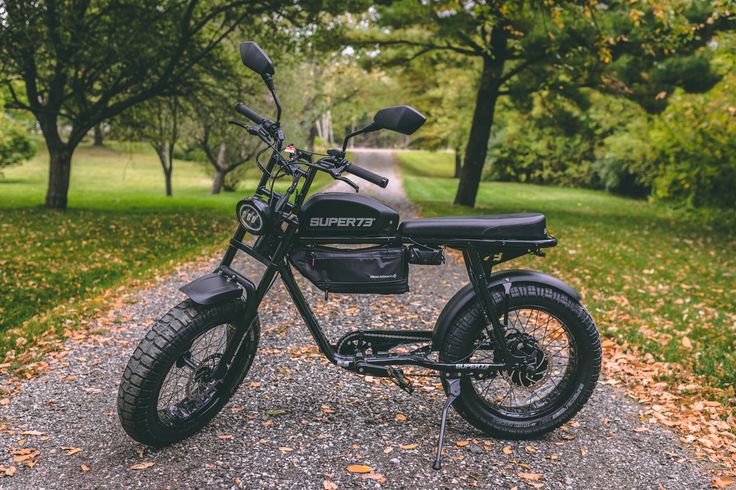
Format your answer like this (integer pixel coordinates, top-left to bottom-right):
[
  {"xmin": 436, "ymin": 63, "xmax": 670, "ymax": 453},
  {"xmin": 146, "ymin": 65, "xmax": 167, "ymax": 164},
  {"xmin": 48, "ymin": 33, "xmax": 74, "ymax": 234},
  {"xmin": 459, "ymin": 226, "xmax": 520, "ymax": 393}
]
[
  {"xmin": 117, "ymin": 299, "xmax": 259, "ymax": 446},
  {"xmin": 439, "ymin": 284, "xmax": 600, "ymax": 439}
]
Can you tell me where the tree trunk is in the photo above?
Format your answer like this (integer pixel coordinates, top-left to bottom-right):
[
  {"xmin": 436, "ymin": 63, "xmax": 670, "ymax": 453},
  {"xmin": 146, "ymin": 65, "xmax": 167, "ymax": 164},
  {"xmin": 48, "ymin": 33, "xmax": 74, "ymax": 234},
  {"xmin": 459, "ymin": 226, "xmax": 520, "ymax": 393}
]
[
  {"xmin": 454, "ymin": 58, "xmax": 502, "ymax": 207},
  {"xmin": 211, "ymin": 168, "xmax": 226, "ymax": 194},
  {"xmin": 93, "ymin": 124, "xmax": 104, "ymax": 146},
  {"xmin": 154, "ymin": 145, "xmax": 174, "ymax": 197},
  {"xmin": 45, "ymin": 146, "xmax": 73, "ymax": 209},
  {"xmin": 307, "ymin": 123, "xmax": 318, "ymax": 152},
  {"xmin": 209, "ymin": 142, "xmax": 228, "ymax": 194},
  {"xmin": 164, "ymin": 168, "xmax": 173, "ymax": 196},
  {"xmin": 454, "ymin": 145, "xmax": 462, "ymax": 178},
  {"xmin": 454, "ymin": 25, "xmax": 508, "ymax": 208}
]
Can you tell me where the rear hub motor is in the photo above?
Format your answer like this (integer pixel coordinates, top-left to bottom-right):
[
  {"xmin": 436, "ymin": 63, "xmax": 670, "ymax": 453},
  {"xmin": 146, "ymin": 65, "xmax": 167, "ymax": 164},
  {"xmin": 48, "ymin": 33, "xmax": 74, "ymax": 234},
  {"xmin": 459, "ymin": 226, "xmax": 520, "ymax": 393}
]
[{"xmin": 501, "ymin": 332, "xmax": 548, "ymax": 387}]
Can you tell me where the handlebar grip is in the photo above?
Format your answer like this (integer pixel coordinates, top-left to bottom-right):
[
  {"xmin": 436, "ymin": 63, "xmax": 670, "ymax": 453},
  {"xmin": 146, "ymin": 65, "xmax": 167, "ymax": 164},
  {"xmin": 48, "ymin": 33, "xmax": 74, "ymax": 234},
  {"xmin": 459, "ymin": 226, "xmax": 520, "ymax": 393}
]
[
  {"xmin": 235, "ymin": 102, "xmax": 267, "ymax": 126},
  {"xmin": 344, "ymin": 163, "xmax": 389, "ymax": 188}
]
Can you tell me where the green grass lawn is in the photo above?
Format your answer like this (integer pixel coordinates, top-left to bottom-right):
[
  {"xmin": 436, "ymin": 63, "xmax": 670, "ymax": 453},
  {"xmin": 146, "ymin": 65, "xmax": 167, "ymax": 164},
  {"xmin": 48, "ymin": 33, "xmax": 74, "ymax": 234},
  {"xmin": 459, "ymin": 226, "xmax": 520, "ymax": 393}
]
[
  {"xmin": 397, "ymin": 151, "xmax": 736, "ymax": 398},
  {"xmin": 0, "ymin": 142, "xmax": 328, "ymax": 359}
]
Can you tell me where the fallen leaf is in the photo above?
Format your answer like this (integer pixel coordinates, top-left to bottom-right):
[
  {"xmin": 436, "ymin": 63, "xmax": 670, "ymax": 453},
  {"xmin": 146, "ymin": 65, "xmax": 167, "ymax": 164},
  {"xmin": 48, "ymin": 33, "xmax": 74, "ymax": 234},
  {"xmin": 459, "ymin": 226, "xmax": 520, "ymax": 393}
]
[
  {"xmin": 217, "ymin": 434, "xmax": 234, "ymax": 441},
  {"xmin": 346, "ymin": 464, "xmax": 373, "ymax": 474},
  {"xmin": 22, "ymin": 430, "xmax": 45, "ymax": 436},
  {"xmin": 1, "ymin": 398, "xmax": 10, "ymax": 406},
  {"xmin": 713, "ymin": 476, "xmax": 734, "ymax": 489},
  {"xmin": 517, "ymin": 472, "xmax": 543, "ymax": 481},
  {"xmin": 2, "ymin": 465, "xmax": 16, "ymax": 476},
  {"xmin": 321, "ymin": 404, "xmax": 335, "ymax": 414},
  {"xmin": 81, "ymin": 464, "xmax": 91, "ymax": 472},
  {"xmin": 399, "ymin": 444, "xmax": 418, "ymax": 450},
  {"xmin": 279, "ymin": 447, "xmax": 293, "ymax": 453},
  {"xmin": 130, "ymin": 462, "xmax": 155, "ymax": 470},
  {"xmin": 63, "ymin": 447, "xmax": 82, "ymax": 456},
  {"xmin": 681, "ymin": 337, "xmax": 693, "ymax": 350},
  {"xmin": 395, "ymin": 413, "xmax": 406, "ymax": 422},
  {"xmin": 502, "ymin": 446, "xmax": 512, "ymax": 455},
  {"xmin": 362, "ymin": 472, "xmax": 386, "ymax": 483},
  {"xmin": 323, "ymin": 480, "xmax": 338, "ymax": 490},
  {"xmin": 383, "ymin": 446, "xmax": 393, "ymax": 454},
  {"xmin": 456, "ymin": 440, "xmax": 469, "ymax": 447},
  {"xmin": 84, "ymin": 388, "xmax": 102, "ymax": 394}
]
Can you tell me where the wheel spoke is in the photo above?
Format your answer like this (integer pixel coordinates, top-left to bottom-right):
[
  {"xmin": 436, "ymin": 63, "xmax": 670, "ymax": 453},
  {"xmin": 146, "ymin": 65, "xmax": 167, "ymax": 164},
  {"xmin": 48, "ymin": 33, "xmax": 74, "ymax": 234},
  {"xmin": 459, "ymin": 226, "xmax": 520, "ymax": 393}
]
[{"xmin": 468, "ymin": 306, "xmax": 578, "ymax": 419}]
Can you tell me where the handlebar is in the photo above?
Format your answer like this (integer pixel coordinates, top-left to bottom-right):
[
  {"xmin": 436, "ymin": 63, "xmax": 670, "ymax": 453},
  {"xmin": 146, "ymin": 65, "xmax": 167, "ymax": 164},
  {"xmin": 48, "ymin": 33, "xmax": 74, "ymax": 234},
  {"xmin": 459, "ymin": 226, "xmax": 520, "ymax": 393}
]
[
  {"xmin": 235, "ymin": 102, "xmax": 268, "ymax": 126},
  {"xmin": 344, "ymin": 162, "xmax": 389, "ymax": 188}
]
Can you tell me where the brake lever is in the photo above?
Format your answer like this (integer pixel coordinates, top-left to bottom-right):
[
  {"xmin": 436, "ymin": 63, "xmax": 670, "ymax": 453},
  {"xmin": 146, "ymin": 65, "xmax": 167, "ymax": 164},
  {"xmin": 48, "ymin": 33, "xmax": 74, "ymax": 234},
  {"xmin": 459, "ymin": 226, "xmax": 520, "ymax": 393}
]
[
  {"xmin": 228, "ymin": 119, "xmax": 249, "ymax": 130},
  {"xmin": 335, "ymin": 175, "xmax": 359, "ymax": 192}
]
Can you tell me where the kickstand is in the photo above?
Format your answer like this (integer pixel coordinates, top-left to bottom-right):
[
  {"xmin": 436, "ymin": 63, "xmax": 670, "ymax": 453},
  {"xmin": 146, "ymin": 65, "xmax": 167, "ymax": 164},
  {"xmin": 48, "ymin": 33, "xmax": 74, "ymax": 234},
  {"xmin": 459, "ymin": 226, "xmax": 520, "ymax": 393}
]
[{"xmin": 432, "ymin": 378, "xmax": 462, "ymax": 470}]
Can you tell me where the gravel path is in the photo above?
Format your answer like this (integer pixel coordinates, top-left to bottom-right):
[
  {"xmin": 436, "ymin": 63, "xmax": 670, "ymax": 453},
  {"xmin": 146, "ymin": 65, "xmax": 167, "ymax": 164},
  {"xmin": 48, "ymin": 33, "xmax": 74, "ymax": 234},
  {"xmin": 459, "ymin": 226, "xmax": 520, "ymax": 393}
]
[{"xmin": 0, "ymin": 150, "xmax": 711, "ymax": 489}]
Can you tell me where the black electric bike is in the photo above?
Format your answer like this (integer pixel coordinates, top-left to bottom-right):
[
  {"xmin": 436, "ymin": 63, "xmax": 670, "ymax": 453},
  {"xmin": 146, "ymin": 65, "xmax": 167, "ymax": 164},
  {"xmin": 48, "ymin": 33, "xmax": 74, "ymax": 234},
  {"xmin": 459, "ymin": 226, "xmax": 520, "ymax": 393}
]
[{"xmin": 117, "ymin": 42, "xmax": 601, "ymax": 469}]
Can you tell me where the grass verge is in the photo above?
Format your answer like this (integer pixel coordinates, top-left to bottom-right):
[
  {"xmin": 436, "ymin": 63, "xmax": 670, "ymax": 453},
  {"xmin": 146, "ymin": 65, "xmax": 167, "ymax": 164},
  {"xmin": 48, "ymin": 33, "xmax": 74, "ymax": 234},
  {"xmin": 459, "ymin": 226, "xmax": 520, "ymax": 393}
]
[{"xmin": 0, "ymin": 142, "xmax": 328, "ymax": 359}]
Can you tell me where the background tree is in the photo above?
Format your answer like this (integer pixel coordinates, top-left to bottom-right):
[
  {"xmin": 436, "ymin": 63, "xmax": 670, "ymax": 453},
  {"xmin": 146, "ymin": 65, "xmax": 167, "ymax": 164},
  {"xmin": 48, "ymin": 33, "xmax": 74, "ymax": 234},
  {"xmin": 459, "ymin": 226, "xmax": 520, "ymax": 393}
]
[
  {"xmin": 351, "ymin": 1, "xmax": 731, "ymax": 207},
  {"xmin": 0, "ymin": 0, "xmax": 280, "ymax": 209},
  {"xmin": 120, "ymin": 97, "xmax": 184, "ymax": 196}
]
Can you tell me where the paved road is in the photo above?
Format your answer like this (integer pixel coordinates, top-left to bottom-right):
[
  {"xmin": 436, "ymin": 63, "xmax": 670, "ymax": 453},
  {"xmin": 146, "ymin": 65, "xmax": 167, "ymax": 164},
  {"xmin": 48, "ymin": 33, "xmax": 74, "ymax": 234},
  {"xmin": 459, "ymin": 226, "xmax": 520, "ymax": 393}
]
[{"xmin": 0, "ymin": 150, "xmax": 711, "ymax": 489}]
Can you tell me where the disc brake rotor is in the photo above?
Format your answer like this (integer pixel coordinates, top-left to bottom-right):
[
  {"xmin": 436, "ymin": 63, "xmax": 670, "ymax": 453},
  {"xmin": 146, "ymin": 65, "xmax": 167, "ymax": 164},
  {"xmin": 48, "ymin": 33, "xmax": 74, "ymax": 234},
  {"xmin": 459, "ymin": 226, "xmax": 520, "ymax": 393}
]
[
  {"xmin": 185, "ymin": 353, "xmax": 223, "ymax": 399},
  {"xmin": 497, "ymin": 332, "xmax": 549, "ymax": 387}
]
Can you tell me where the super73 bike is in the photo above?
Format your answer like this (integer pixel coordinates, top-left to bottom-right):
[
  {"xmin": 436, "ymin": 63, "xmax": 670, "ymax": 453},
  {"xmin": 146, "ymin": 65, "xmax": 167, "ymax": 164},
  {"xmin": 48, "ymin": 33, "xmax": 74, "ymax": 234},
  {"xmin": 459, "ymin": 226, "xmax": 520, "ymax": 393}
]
[{"xmin": 118, "ymin": 42, "xmax": 602, "ymax": 469}]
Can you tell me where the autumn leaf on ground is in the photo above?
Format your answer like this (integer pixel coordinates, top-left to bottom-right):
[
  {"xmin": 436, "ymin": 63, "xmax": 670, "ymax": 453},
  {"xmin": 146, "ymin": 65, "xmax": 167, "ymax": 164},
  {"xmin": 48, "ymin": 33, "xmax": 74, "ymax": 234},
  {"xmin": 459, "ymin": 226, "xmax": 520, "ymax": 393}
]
[
  {"xmin": 323, "ymin": 480, "xmax": 338, "ymax": 490},
  {"xmin": 362, "ymin": 471, "xmax": 386, "ymax": 483},
  {"xmin": 63, "ymin": 447, "xmax": 82, "ymax": 456},
  {"xmin": 399, "ymin": 444, "xmax": 418, "ymax": 450},
  {"xmin": 279, "ymin": 447, "xmax": 293, "ymax": 453},
  {"xmin": 502, "ymin": 446, "xmax": 512, "ymax": 454},
  {"xmin": 395, "ymin": 413, "xmax": 406, "ymax": 422},
  {"xmin": 81, "ymin": 464, "xmax": 91, "ymax": 472},
  {"xmin": 517, "ymin": 472, "xmax": 543, "ymax": 481},
  {"xmin": 346, "ymin": 464, "xmax": 373, "ymax": 474},
  {"xmin": 456, "ymin": 440, "xmax": 469, "ymax": 447},
  {"xmin": 130, "ymin": 462, "xmax": 155, "ymax": 470},
  {"xmin": 21, "ymin": 430, "xmax": 45, "ymax": 436},
  {"xmin": 1, "ymin": 465, "xmax": 17, "ymax": 477},
  {"xmin": 217, "ymin": 434, "xmax": 233, "ymax": 441},
  {"xmin": 712, "ymin": 476, "xmax": 734, "ymax": 489}
]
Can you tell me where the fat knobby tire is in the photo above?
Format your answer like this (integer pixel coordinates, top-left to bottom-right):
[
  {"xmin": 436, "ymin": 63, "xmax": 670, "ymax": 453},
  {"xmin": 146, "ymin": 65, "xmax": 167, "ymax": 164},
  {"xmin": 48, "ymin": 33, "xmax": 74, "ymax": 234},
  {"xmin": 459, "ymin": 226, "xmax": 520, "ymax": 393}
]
[
  {"xmin": 117, "ymin": 299, "xmax": 259, "ymax": 446},
  {"xmin": 440, "ymin": 283, "xmax": 601, "ymax": 439}
]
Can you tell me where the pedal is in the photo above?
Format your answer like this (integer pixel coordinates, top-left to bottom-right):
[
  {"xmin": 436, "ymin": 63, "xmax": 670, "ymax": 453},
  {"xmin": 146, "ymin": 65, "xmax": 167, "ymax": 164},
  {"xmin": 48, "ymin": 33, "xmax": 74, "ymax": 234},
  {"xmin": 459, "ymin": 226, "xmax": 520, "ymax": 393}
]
[{"xmin": 387, "ymin": 368, "xmax": 414, "ymax": 395}]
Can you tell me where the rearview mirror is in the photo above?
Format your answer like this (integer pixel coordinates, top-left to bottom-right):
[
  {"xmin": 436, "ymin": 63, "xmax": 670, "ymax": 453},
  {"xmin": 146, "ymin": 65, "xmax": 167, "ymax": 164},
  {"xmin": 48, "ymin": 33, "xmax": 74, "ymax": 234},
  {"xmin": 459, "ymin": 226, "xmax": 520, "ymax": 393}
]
[
  {"xmin": 373, "ymin": 105, "xmax": 426, "ymax": 135},
  {"xmin": 239, "ymin": 42, "xmax": 275, "ymax": 78}
]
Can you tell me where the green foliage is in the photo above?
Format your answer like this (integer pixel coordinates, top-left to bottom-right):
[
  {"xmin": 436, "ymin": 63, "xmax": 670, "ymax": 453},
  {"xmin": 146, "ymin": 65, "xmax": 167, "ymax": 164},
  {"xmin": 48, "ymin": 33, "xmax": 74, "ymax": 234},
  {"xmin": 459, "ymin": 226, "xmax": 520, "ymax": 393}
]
[
  {"xmin": 0, "ymin": 113, "xmax": 36, "ymax": 172},
  {"xmin": 396, "ymin": 151, "xmax": 736, "ymax": 395},
  {"xmin": 649, "ymin": 76, "xmax": 736, "ymax": 208}
]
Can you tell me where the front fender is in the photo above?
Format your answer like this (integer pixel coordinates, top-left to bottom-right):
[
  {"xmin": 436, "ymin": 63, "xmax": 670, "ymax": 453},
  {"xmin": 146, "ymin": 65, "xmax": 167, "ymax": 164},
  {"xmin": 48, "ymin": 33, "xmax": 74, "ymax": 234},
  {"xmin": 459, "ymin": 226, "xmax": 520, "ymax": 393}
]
[
  {"xmin": 431, "ymin": 269, "xmax": 581, "ymax": 350},
  {"xmin": 179, "ymin": 272, "xmax": 244, "ymax": 306}
]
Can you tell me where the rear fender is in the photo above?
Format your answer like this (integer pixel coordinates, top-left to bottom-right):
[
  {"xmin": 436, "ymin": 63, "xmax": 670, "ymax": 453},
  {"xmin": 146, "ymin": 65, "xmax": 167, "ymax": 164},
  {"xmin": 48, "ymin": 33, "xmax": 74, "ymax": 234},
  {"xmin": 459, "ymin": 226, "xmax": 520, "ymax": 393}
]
[
  {"xmin": 432, "ymin": 269, "xmax": 581, "ymax": 350},
  {"xmin": 179, "ymin": 272, "xmax": 244, "ymax": 306}
]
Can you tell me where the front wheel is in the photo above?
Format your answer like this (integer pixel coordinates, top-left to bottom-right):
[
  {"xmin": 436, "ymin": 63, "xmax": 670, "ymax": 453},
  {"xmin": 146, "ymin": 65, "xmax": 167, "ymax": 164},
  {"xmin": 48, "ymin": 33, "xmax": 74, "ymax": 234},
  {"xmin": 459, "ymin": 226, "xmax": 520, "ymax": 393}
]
[
  {"xmin": 117, "ymin": 299, "xmax": 259, "ymax": 446},
  {"xmin": 439, "ymin": 283, "xmax": 601, "ymax": 439}
]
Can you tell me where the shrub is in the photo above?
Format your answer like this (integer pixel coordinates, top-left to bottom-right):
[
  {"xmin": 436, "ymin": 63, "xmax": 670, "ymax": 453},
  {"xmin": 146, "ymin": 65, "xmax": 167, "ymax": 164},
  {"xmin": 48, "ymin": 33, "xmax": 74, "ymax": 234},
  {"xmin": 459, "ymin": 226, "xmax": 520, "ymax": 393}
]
[{"xmin": 0, "ymin": 113, "xmax": 36, "ymax": 173}]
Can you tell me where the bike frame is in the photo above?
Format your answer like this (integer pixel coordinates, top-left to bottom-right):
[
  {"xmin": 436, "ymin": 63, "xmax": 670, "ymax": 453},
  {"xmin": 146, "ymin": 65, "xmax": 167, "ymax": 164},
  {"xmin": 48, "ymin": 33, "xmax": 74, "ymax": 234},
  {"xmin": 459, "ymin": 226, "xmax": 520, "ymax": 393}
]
[{"xmin": 205, "ymin": 149, "xmax": 557, "ymax": 383}]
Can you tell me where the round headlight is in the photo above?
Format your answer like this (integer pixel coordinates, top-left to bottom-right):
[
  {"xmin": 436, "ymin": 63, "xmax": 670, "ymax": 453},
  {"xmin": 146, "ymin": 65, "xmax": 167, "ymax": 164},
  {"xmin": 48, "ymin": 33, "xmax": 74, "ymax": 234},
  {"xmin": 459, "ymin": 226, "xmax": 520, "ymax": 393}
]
[{"xmin": 236, "ymin": 197, "xmax": 271, "ymax": 235}]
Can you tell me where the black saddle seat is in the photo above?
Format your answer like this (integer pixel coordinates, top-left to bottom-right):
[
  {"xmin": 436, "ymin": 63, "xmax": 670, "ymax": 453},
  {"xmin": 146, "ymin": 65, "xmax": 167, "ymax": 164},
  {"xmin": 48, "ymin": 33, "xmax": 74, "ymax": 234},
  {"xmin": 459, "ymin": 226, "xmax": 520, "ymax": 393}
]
[{"xmin": 399, "ymin": 213, "xmax": 547, "ymax": 240}]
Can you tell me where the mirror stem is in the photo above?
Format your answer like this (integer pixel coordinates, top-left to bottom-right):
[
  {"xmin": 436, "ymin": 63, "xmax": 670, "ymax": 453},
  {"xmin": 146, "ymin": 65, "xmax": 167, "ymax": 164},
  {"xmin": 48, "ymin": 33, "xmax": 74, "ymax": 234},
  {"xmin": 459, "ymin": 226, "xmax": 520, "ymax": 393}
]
[
  {"xmin": 341, "ymin": 122, "xmax": 379, "ymax": 152},
  {"xmin": 263, "ymin": 74, "xmax": 282, "ymax": 123}
]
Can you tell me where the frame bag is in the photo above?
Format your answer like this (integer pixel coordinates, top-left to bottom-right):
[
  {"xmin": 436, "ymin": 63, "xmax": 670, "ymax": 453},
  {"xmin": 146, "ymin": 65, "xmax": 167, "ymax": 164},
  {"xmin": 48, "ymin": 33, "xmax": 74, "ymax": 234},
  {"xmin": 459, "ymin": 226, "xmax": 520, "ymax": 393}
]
[{"xmin": 289, "ymin": 245, "xmax": 409, "ymax": 294}]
